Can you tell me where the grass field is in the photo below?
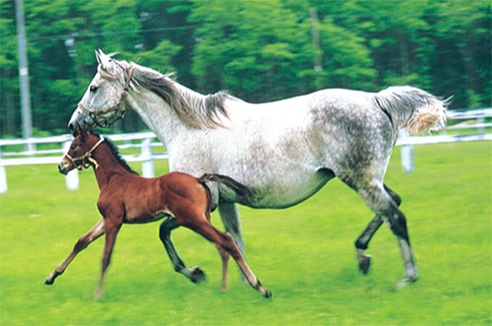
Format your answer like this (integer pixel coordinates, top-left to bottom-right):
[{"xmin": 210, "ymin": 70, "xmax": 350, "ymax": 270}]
[{"xmin": 1, "ymin": 141, "xmax": 491, "ymax": 325}]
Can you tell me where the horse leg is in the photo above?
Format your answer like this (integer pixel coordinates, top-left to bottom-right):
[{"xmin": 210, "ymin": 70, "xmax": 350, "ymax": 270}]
[
  {"xmin": 355, "ymin": 182, "xmax": 418, "ymax": 288},
  {"xmin": 95, "ymin": 219, "xmax": 121, "ymax": 300},
  {"xmin": 186, "ymin": 218, "xmax": 271, "ymax": 298},
  {"xmin": 355, "ymin": 184, "xmax": 402, "ymax": 274},
  {"xmin": 218, "ymin": 203, "xmax": 247, "ymax": 283},
  {"xmin": 158, "ymin": 216, "xmax": 206, "ymax": 284},
  {"xmin": 215, "ymin": 244, "xmax": 230, "ymax": 291},
  {"xmin": 45, "ymin": 218, "xmax": 105, "ymax": 285}
]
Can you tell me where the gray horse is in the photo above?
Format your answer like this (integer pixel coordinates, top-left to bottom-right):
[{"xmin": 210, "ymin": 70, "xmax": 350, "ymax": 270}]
[{"xmin": 67, "ymin": 50, "xmax": 447, "ymax": 289}]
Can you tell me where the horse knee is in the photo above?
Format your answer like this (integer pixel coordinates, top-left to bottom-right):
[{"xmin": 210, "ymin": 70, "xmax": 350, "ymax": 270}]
[
  {"xmin": 387, "ymin": 211, "xmax": 409, "ymax": 242},
  {"xmin": 73, "ymin": 238, "xmax": 88, "ymax": 252}
]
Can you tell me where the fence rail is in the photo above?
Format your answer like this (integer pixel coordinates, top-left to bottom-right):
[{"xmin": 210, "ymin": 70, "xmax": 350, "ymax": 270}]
[{"xmin": 1, "ymin": 108, "xmax": 491, "ymax": 193}]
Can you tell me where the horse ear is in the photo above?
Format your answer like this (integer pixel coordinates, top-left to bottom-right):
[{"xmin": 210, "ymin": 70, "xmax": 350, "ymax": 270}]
[
  {"xmin": 82, "ymin": 122, "xmax": 92, "ymax": 135},
  {"xmin": 97, "ymin": 49, "xmax": 113, "ymax": 71},
  {"xmin": 95, "ymin": 50, "xmax": 102, "ymax": 65},
  {"xmin": 74, "ymin": 123, "xmax": 84, "ymax": 138}
]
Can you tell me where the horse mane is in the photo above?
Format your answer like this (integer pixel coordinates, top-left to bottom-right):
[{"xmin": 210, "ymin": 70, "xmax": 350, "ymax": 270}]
[
  {"xmin": 112, "ymin": 60, "xmax": 231, "ymax": 129},
  {"xmin": 99, "ymin": 135, "xmax": 139, "ymax": 175}
]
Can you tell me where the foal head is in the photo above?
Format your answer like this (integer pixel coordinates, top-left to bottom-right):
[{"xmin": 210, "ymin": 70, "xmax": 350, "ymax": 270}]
[{"xmin": 58, "ymin": 124, "xmax": 104, "ymax": 175}]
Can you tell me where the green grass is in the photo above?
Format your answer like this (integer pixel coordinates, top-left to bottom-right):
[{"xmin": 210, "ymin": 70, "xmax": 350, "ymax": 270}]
[{"xmin": 1, "ymin": 142, "xmax": 491, "ymax": 325}]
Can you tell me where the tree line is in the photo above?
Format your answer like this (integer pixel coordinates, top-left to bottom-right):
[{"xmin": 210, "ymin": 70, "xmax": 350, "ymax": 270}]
[{"xmin": 0, "ymin": 0, "xmax": 490, "ymax": 137}]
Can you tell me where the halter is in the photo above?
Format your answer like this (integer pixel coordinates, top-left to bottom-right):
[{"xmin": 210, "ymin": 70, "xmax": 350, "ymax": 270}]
[
  {"xmin": 67, "ymin": 137, "xmax": 105, "ymax": 171},
  {"xmin": 78, "ymin": 65, "xmax": 135, "ymax": 128}
]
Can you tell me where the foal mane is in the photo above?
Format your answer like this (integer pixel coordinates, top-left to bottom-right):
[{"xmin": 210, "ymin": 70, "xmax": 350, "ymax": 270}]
[
  {"xmin": 96, "ymin": 134, "xmax": 138, "ymax": 175},
  {"xmin": 109, "ymin": 59, "xmax": 231, "ymax": 129}
]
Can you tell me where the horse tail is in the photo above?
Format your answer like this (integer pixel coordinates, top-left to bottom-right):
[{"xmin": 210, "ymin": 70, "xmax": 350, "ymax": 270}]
[
  {"xmin": 374, "ymin": 86, "xmax": 448, "ymax": 134},
  {"xmin": 199, "ymin": 180, "xmax": 213, "ymax": 221},
  {"xmin": 198, "ymin": 174, "xmax": 251, "ymax": 198}
]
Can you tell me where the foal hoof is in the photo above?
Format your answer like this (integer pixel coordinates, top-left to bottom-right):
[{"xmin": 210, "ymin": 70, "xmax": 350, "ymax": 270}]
[
  {"xmin": 189, "ymin": 267, "xmax": 206, "ymax": 284},
  {"xmin": 263, "ymin": 289, "xmax": 273, "ymax": 299},
  {"xmin": 358, "ymin": 254, "xmax": 372, "ymax": 275}
]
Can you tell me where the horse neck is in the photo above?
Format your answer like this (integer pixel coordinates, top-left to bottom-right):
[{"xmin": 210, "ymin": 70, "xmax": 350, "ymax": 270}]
[
  {"xmin": 127, "ymin": 84, "xmax": 193, "ymax": 150},
  {"xmin": 91, "ymin": 143, "xmax": 131, "ymax": 189}
]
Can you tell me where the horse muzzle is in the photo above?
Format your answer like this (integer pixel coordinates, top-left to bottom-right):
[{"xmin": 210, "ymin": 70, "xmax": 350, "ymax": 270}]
[
  {"xmin": 58, "ymin": 159, "xmax": 72, "ymax": 175},
  {"xmin": 68, "ymin": 107, "xmax": 95, "ymax": 136}
]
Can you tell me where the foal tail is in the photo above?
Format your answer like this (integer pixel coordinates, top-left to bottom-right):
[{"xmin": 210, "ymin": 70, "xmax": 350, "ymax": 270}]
[
  {"xmin": 198, "ymin": 174, "xmax": 252, "ymax": 221},
  {"xmin": 198, "ymin": 174, "xmax": 251, "ymax": 198},
  {"xmin": 374, "ymin": 86, "xmax": 448, "ymax": 134}
]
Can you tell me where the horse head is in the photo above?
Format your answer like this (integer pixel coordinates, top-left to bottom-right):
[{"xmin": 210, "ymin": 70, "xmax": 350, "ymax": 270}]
[
  {"xmin": 68, "ymin": 50, "xmax": 133, "ymax": 134},
  {"xmin": 59, "ymin": 123, "xmax": 103, "ymax": 174}
]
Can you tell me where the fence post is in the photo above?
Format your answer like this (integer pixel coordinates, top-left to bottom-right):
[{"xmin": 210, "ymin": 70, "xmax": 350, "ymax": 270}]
[
  {"xmin": 62, "ymin": 141, "xmax": 79, "ymax": 190},
  {"xmin": 478, "ymin": 117, "xmax": 485, "ymax": 132},
  {"xmin": 399, "ymin": 130, "xmax": 414, "ymax": 173},
  {"xmin": 0, "ymin": 147, "xmax": 7, "ymax": 193},
  {"xmin": 141, "ymin": 137, "xmax": 154, "ymax": 178}
]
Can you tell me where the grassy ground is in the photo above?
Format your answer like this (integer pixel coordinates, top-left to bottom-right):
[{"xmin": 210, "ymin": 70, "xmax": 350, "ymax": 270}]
[{"xmin": 1, "ymin": 141, "xmax": 491, "ymax": 325}]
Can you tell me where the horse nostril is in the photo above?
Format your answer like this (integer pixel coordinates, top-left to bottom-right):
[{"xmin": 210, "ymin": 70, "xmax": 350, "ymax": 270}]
[{"xmin": 58, "ymin": 162, "xmax": 68, "ymax": 175}]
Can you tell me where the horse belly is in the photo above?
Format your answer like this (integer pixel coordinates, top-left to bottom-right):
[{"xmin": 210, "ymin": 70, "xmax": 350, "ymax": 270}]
[
  {"xmin": 237, "ymin": 167, "xmax": 335, "ymax": 209},
  {"xmin": 124, "ymin": 209, "xmax": 172, "ymax": 224}
]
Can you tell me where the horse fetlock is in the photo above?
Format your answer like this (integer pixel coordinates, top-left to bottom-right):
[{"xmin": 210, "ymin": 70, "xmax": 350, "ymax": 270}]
[
  {"xmin": 404, "ymin": 267, "xmax": 419, "ymax": 280},
  {"xmin": 45, "ymin": 269, "xmax": 63, "ymax": 285},
  {"xmin": 355, "ymin": 238, "xmax": 369, "ymax": 250},
  {"xmin": 255, "ymin": 279, "xmax": 272, "ymax": 298}
]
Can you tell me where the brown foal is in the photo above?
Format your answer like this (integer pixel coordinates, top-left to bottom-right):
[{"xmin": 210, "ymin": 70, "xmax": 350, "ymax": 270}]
[{"xmin": 45, "ymin": 124, "xmax": 271, "ymax": 299}]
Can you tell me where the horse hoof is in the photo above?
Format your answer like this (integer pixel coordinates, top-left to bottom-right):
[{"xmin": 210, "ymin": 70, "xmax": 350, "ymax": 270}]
[
  {"xmin": 263, "ymin": 289, "xmax": 273, "ymax": 299},
  {"xmin": 44, "ymin": 278, "xmax": 53, "ymax": 285},
  {"xmin": 394, "ymin": 275, "xmax": 418, "ymax": 290},
  {"xmin": 358, "ymin": 255, "xmax": 372, "ymax": 274},
  {"xmin": 189, "ymin": 267, "xmax": 206, "ymax": 284}
]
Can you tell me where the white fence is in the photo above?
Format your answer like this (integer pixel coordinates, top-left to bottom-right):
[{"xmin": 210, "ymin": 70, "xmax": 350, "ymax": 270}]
[
  {"xmin": 0, "ymin": 132, "xmax": 167, "ymax": 193},
  {"xmin": 396, "ymin": 108, "xmax": 492, "ymax": 172},
  {"xmin": 0, "ymin": 108, "xmax": 491, "ymax": 193}
]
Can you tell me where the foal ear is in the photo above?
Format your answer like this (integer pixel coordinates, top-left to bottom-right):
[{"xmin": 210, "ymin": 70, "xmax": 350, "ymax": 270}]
[
  {"xmin": 74, "ymin": 123, "xmax": 83, "ymax": 138},
  {"xmin": 82, "ymin": 122, "xmax": 93, "ymax": 137}
]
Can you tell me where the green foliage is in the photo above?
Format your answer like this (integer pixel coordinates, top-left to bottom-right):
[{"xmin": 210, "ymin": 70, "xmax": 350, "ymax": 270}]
[
  {"xmin": 1, "ymin": 0, "xmax": 490, "ymax": 136},
  {"xmin": 1, "ymin": 141, "xmax": 491, "ymax": 325}
]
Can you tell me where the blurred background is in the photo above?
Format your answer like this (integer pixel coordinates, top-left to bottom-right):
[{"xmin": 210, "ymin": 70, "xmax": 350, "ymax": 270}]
[{"xmin": 0, "ymin": 0, "xmax": 490, "ymax": 137}]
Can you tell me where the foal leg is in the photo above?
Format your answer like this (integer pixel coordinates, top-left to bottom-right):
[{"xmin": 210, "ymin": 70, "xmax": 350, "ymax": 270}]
[
  {"xmin": 218, "ymin": 203, "xmax": 247, "ymax": 283},
  {"xmin": 45, "ymin": 219, "xmax": 105, "ymax": 285},
  {"xmin": 215, "ymin": 244, "xmax": 230, "ymax": 291},
  {"xmin": 95, "ymin": 219, "xmax": 121, "ymax": 300},
  {"xmin": 158, "ymin": 216, "xmax": 206, "ymax": 284},
  {"xmin": 186, "ymin": 218, "xmax": 271, "ymax": 298},
  {"xmin": 355, "ymin": 184, "xmax": 402, "ymax": 274},
  {"xmin": 357, "ymin": 183, "xmax": 418, "ymax": 288}
]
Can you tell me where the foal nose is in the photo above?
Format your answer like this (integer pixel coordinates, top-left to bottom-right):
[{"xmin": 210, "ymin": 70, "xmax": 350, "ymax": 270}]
[{"xmin": 58, "ymin": 161, "xmax": 68, "ymax": 175}]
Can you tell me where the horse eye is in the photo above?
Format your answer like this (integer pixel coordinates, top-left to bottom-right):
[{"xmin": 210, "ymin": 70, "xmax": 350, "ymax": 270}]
[{"xmin": 90, "ymin": 85, "xmax": 98, "ymax": 92}]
